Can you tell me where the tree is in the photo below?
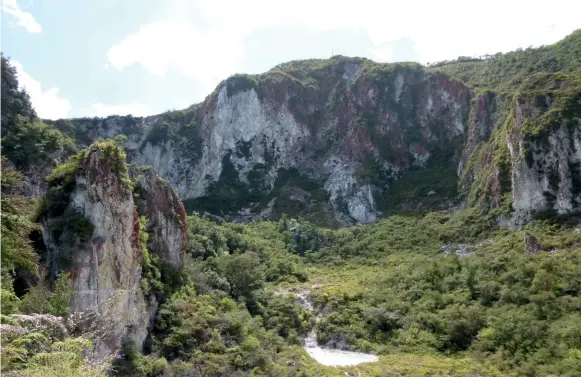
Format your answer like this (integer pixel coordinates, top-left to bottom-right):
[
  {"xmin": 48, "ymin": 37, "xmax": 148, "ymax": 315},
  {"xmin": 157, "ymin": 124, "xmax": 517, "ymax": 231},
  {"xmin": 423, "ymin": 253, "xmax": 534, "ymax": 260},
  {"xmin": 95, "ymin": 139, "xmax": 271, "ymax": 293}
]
[
  {"xmin": 1, "ymin": 54, "xmax": 36, "ymax": 137},
  {"xmin": 221, "ymin": 252, "xmax": 265, "ymax": 299}
]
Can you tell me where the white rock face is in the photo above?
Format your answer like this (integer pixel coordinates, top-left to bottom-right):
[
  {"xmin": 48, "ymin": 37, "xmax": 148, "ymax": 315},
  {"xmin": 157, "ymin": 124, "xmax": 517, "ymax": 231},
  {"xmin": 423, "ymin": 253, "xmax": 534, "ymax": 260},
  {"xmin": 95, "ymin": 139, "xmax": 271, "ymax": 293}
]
[
  {"xmin": 394, "ymin": 73, "xmax": 405, "ymax": 103},
  {"xmin": 43, "ymin": 150, "xmax": 149, "ymax": 357},
  {"xmin": 436, "ymin": 89, "xmax": 465, "ymax": 137},
  {"xmin": 347, "ymin": 185, "xmax": 378, "ymax": 224},
  {"xmin": 61, "ymin": 66, "xmax": 473, "ymax": 225},
  {"xmin": 342, "ymin": 62, "xmax": 362, "ymax": 85},
  {"xmin": 510, "ymin": 123, "xmax": 581, "ymax": 225},
  {"xmin": 198, "ymin": 86, "xmax": 309, "ymax": 193}
]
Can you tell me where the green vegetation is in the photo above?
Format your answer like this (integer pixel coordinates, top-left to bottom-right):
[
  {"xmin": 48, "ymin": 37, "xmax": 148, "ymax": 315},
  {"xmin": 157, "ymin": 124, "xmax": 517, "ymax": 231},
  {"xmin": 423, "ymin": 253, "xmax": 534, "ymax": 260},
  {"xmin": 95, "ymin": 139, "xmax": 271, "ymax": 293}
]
[
  {"xmin": 1, "ymin": 54, "xmax": 36, "ymax": 137},
  {"xmin": 3, "ymin": 27, "xmax": 581, "ymax": 377},
  {"xmin": 428, "ymin": 29, "xmax": 581, "ymax": 92},
  {"xmin": 138, "ymin": 215, "xmax": 182, "ymax": 301},
  {"xmin": 381, "ymin": 148, "xmax": 461, "ymax": 214},
  {"xmin": 113, "ymin": 210, "xmax": 580, "ymax": 376},
  {"xmin": 225, "ymin": 74, "xmax": 261, "ymax": 98},
  {"xmin": 270, "ymin": 55, "xmax": 368, "ymax": 82},
  {"xmin": 184, "ymin": 152, "xmax": 265, "ymax": 215},
  {"xmin": 1, "ymin": 157, "xmax": 40, "ymax": 277},
  {"xmin": 1, "ymin": 115, "xmax": 77, "ymax": 170},
  {"xmin": 1, "ymin": 330, "xmax": 107, "ymax": 377},
  {"xmin": 138, "ymin": 108, "xmax": 203, "ymax": 167},
  {"xmin": 18, "ymin": 273, "xmax": 75, "ymax": 317},
  {"xmin": 1, "ymin": 56, "xmax": 77, "ymax": 169},
  {"xmin": 46, "ymin": 138, "xmax": 131, "ymax": 190},
  {"xmin": 298, "ymin": 217, "xmax": 581, "ymax": 376},
  {"xmin": 145, "ymin": 122, "xmax": 170, "ymax": 145}
]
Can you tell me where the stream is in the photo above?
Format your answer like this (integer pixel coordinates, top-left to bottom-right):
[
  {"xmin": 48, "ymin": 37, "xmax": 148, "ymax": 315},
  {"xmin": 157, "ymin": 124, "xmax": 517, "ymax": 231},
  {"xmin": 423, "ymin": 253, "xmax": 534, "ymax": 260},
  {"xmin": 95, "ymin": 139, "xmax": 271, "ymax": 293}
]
[{"xmin": 278, "ymin": 287, "xmax": 379, "ymax": 367}]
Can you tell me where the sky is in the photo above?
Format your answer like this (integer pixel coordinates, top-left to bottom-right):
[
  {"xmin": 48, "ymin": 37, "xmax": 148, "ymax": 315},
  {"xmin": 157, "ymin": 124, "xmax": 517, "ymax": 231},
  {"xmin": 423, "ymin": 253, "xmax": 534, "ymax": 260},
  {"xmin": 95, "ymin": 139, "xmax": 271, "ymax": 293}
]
[{"xmin": 1, "ymin": 0, "xmax": 580, "ymax": 120}]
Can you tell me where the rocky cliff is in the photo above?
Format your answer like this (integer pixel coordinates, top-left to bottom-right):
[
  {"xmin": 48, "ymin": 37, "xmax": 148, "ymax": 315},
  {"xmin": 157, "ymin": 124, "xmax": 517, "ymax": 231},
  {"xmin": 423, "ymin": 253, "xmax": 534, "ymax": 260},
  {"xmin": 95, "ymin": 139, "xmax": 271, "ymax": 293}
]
[
  {"xmin": 131, "ymin": 165, "xmax": 188, "ymax": 270},
  {"xmin": 62, "ymin": 62, "xmax": 472, "ymax": 227},
  {"xmin": 458, "ymin": 74, "xmax": 581, "ymax": 226},
  {"xmin": 20, "ymin": 30, "xmax": 581, "ymax": 227},
  {"xmin": 39, "ymin": 141, "xmax": 187, "ymax": 356}
]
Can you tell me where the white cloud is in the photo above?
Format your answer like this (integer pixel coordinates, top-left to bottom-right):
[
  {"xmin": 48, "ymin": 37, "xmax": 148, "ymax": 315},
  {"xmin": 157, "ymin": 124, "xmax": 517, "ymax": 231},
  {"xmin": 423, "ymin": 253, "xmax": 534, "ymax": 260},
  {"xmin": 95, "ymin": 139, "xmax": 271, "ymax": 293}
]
[
  {"xmin": 367, "ymin": 44, "xmax": 393, "ymax": 63},
  {"xmin": 2, "ymin": 0, "xmax": 42, "ymax": 33},
  {"xmin": 106, "ymin": 0, "xmax": 581, "ymax": 104},
  {"xmin": 90, "ymin": 102, "xmax": 154, "ymax": 117},
  {"xmin": 107, "ymin": 19, "xmax": 243, "ymax": 81},
  {"xmin": 12, "ymin": 61, "xmax": 71, "ymax": 119},
  {"xmin": 193, "ymin": 0, "xmax": 581, "ymax": 63}
]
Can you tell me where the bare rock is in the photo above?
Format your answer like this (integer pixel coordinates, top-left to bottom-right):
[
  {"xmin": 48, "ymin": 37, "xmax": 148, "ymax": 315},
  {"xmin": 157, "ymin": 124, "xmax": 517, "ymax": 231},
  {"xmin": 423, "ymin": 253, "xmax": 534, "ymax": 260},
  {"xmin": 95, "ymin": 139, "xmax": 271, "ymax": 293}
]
[
  {"xmin": 131, "ymin": 166, "xmax": 187, "ymax": 270},
  {"xmin": 42, "ymin": 146, "xmax": 149, "ymax": 357},
  {"xmin": 524, "ymin": 232, "xmax": 542, "ymax": 255}
]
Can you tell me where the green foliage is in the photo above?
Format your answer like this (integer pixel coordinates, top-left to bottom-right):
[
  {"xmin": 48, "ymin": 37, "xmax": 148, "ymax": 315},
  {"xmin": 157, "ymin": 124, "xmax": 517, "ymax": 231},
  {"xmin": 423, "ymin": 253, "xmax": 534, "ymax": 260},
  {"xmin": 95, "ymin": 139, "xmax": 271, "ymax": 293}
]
[
  {"xmin": 139, "ymin": 209, "xmax": 581, "ymax": 375},
  {"xmin": 220, "ymin": 252, "xmax": 265, "ymax": 300},
  {"xmin": 431, "ymin": 30, "xmax": 581, "ymax": 216},
  {"xmin": 116, "ymin": 346, "xmax": 169, "ymax": 377},
  {"xmin": 430, "ymin": 29, "xmax": 581, "ymax": 91},
  {"xmin": 297, "ymin": 217, "xmax": 581, "ymax": 375},
  {"xmin": 139, "ymin": 215, "xmax": 165, "ymax": 298},
  {"xmin": 1, "ymin": 115, "xmax": 77, "ymax": 169},
  {"xmin": 225, "ymin": 74, "xmax": 261, "ymax": 98},
  {"xmin": 113, "ymin": 133, "xmax": 128, "ymax": 145},
  {"xmin": 145, "ymin": 122, "xmax": 170, "ymax": 145},
  {"xmin": 46, "ymin": 140, "xmax": 131, "ymax": 190},
  {"xmin": 4, "ymin": 29, "xmax": 581, "ymax": 377},
  {"xmin": 1, "ymin": 271, "xmax": 21, "ymax": 315},
  {"xmin": 48, "ymin": 273, "xmax": 75, "ymax": 317},
  {"xmin": 0, "ymin": 314, "xmax": 105, "ymax": 377},
  {"xmin": 139, "ymin": 110, "xmax": 203, "ymax": 167},
  {"xmin": 140, "ymin": 281, "xmax": 314, "ymax": 377},
  {"xmin": 184, "ymin": 153, "xmax": 260, "ymax": 214},
  {"xmin": 13, "ymin": 338, "xmax": 104, "ymax": 377},
  {"xmin": 1, "ymin": 54, "xmax": 36, "ymax": 137},
  {"xmin": 20, "ymin": 273, "xmax": 75, "ymax": 317},
  {"xmin": 121, "ymin": 210, "xmax": 563, "ymax": 376},
  {"xmin": 1, "ymin": 157, "xmax": 39, "ymax": 275},
  {"xmin": 382, "ymin": 148, "xmax": 461, "ymax": 214},
  {"xmin": 185, "ymin": 213, "xmax": 309, "ymax": 284},
  {"xmin": 19, "ymin": 280, "xmax": 53, "ymax": 315},
  {"xmin": 37, "ymin": 139, "xmax": 134, "ymax": 274},
  {"xmin": 262, "ymin": 293, "xmax": 314, "ymax": 338},
  {"xmin": 47, "ymin": 139, "xmax": 130, "ymax": 188}
]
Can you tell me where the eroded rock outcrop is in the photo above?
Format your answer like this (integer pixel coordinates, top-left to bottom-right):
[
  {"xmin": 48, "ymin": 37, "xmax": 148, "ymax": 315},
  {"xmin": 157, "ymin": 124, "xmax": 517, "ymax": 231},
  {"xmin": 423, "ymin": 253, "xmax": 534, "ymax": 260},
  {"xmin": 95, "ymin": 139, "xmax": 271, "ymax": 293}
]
[
  {"xmin": 40, "ymin": 142, "xmax": 186, "ymax": 357},
  {"xmin": 508, "ymin": 92, "xmax": 581, "ymax": 225},
  {"xmin": 131, "ymin": 165, "xmax": 187, "ymax": 270},
  {"xmin": 41, "ymin": 144, "xmax": 148, "ymax": 356},
  {"xmin": 459, "ymin": 83, "xmax": 581, "ymax": 227},
  {"xmin": 65, "ymin": 61, "xmax": 471, "ymax": 226},
  {"xmin": 524, "ymin": 232, "xmax": 542, "ymax": 255}
]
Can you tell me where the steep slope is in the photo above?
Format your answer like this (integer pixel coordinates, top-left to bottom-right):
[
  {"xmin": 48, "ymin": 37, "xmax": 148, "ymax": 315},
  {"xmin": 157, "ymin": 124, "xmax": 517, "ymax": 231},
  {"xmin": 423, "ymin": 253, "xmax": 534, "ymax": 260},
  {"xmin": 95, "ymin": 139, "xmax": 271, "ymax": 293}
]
[
  {"xmin": 447, "ymin": 30, "xmax": 581, "ymax": 226},
  {"xmin": 58, "ymin": 62, "xmax": 472, "ymax": 226},
  {"xmin": 37, "ymin": 140, "xmax": 187, "ymax": 356},
  {"xmin": 5, "ymin": 30, "xmax": 581, "ymax": 228}
]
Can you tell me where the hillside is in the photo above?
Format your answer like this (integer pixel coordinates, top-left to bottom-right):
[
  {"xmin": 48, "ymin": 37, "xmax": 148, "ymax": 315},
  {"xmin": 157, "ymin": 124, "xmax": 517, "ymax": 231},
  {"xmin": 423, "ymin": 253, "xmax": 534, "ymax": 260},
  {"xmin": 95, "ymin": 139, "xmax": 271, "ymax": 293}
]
[
  {"xmin": 0, "ymin": 31, "xmax": 580, "ymax": 377},
  {"xmin": 3, "ymin": 30, "xmax": 580, "ymax": 227}
]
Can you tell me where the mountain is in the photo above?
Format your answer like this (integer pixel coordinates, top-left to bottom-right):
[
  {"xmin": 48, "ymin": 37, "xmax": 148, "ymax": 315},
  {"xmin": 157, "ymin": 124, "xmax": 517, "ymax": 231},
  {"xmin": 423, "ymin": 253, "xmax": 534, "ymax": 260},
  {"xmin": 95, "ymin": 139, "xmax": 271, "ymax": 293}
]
[
  {"xmin": 1, "ymin": 31, "xmax": 581, "ymax": 377},
  {"xmin": 7, "ymin": 30, "xmax": 581, "ymax": 228}
]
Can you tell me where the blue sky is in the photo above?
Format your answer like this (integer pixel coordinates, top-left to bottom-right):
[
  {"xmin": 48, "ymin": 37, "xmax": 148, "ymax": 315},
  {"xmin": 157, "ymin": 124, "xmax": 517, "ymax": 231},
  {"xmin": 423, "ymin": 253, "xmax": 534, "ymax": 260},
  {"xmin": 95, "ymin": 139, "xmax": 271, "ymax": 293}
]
[{"xmin": 2, "ymin": 0, "xmax": 580, "ymax": 119}]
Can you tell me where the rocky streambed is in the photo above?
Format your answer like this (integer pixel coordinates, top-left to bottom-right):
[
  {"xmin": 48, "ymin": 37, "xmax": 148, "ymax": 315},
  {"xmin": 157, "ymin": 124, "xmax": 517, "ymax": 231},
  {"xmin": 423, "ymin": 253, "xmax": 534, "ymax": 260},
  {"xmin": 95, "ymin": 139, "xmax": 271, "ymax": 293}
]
[{"xmin": 277, "ymin": 286, "xmax": 379, "ymax": 367}]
